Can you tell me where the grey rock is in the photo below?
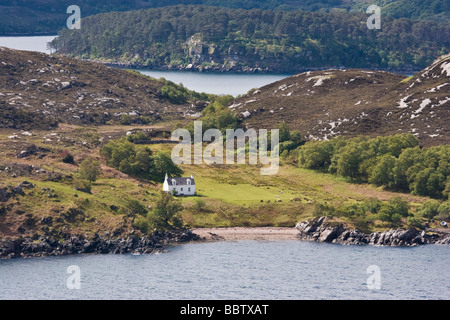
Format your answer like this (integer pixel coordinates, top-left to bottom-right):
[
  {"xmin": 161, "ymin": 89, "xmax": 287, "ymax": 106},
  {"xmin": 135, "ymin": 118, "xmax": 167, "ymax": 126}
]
[{"xmin": 296, "ymin": 216, "xmax": 446, "ymax": 247}]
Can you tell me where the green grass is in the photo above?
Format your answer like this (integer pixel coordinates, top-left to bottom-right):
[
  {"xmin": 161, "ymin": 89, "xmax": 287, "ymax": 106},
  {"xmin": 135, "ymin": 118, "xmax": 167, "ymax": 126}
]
[
  {"xmin": 400, "ymin": 76, "xmax": 414, "ymax": 83},
  {"xmin": 0, "ymin": 130, "xmax": 434, "ymax": 237}
]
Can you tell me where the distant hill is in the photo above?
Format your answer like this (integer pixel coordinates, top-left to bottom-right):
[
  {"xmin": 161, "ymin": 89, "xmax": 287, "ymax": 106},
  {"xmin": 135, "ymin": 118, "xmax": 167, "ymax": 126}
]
[
  {"xmin": 51, "ymin": 5, "xmax": 450, "ymax": 74},
  {"xmin": 1, "ymin": 0, "xmax": 448, "ymax": 35},
  {"xmin": 0, "ymin": 47, "xmax": 202, "ymax": 130},
  {"xmin": 229, "ymin": 54, "xmax": 450, "ymax": 147}
]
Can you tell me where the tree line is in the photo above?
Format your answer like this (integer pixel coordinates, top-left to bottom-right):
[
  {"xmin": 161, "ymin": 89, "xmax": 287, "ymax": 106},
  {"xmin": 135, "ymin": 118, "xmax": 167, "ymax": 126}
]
[
  {"xmin": 51, "ymin": 5, "xmax": 450, "ymax": 72},
  {"xmin": 100, "ymin": 134, "xmax": 183, "ymax": 182},
  {"xmin": 298, "ymin": 134, "xmax": 449, "ymax": 199},
  {"xmin": 2, "ymin": 0, "xmax": 448, "ymax": 35}
]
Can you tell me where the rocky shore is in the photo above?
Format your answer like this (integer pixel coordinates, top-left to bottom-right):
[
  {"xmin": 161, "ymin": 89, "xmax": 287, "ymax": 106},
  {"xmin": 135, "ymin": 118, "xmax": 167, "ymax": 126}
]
[
  {"xmin": 0, "ymin": 230, "xmax": 200, "ymax": 259},
  {"xmin": 296, "ymin": 216, "xmax": 450, "ymax": 246}
]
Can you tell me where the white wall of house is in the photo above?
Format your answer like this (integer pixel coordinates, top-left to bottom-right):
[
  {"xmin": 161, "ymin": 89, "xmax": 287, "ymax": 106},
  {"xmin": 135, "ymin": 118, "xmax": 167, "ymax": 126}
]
[{"xmin": 163, "ymin": 176, "xmax": 196, "ymax": 196}]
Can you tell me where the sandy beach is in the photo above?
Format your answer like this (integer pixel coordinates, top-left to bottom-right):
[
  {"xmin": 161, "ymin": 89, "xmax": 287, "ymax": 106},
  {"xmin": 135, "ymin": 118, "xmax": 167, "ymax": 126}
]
[{"xmin": 191, "ymin": 227, "xmax": 300, "ymax": 241}]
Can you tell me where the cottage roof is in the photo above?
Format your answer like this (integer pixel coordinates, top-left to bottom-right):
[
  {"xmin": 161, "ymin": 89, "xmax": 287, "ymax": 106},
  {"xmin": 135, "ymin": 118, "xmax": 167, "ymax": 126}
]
[{"xmin": 165, "ymin": 176, "xmax": 195, "ymax": 186}]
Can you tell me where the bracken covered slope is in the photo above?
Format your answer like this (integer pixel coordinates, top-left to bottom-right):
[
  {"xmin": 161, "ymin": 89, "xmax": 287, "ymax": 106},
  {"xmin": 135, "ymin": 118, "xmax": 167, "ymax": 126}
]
[{"xmin": 231, "ymin": 54, "xmax": 450, "ymax": 147}]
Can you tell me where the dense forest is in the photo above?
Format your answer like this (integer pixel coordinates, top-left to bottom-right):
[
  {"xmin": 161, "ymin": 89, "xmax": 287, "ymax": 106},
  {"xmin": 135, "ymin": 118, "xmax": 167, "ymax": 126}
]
[
  {"xmin": 1, "ymin": 0, "xmax": 448, "ymax": 34},
  {"xmin": 51, "ymin": 5, "xmax": 450, "ymax": 73}
]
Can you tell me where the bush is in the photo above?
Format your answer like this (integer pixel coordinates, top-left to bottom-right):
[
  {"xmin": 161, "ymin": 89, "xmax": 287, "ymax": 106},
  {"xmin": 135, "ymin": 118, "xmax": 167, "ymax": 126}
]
[
  {"xmin": 193, "ymin": 198, "xmax": 206, "ymax": 212},
  {"xmin": 363, "ymin": 197, "xmax": 383, "ymax": 214},
  {"xmin": 126, "ymin": 131, "xmax": 148, "ymax": 143},
  {"xmin": 73, "ymin": 178, "xmax": 91, "ymax": 193},
  {"xmin": 407, "ymin": 216, "xmax": 423, "ymax": 229},
  {"xmin": 125, "ymin": 200, "xmax": 148, "ymax": 217},
  {"xmin": 376, "ymin": 198, "xmax": 409, "ymax": 222},
  {"xmin": 417, "ymin": 199, "xmax": 441, "ymax": 219},
  {"xmin": 133, "ymin": 215, "xmax": 150, "ymax": 234},
  {"xmin": 149, "ymin": 191, "xmax": 184, "ymax": 231},
  {"xmin": 387, "ymin": 197, "xmax": 409, "ymax": 217},
  {"xmin": 61, "ymin": 151, "xmax": 74, "ymax": 164},
  {"xmin": 120, "ymin": 114, "xmax": 133, "ymax": 125},
  {"xmin": 78, "ymin": 158, "xmax": 102, "ymax": 182},
  {"xmin": 437, "ymin": 201, "xmax": 450, "ymax": 221},
  {"xmin": 312, "ymin": 203, "xmax": 335, "ymax": 218},
  {"xmin": 377, "ymin": 204, "xmax": 396, "ymax": 222}
]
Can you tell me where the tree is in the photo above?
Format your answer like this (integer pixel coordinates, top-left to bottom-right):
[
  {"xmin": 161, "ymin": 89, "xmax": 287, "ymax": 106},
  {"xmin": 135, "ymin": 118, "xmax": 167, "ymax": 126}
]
[
  {"xmin": 101, "ymin": 138, "xmax": 183, "ymax": 182},
  {"xmin": 153, "ymin": 152, "xmax": 184, "ymax": 182},
  {"xmin": 100, "ymin": 139, "xmax": 135, "ymax": 169},
  {"xmin": 336, "ymin": 144, "xmax": 363, "ymax": 181},
  {"xmin": 369, "ymin": 155, "xmax": 396, "ymax": 188},
  {"xmin": 150, "ymin": 191, "xmax": 184, "ymax": 230},
  {"xmin": 290, "ymin": 130, "xmax": 303, "ymax": 146},
  {"xmin": 277, "ymin": 122, "xmax": 291, "ymax": 143},
  {"xmin": 298, "ymin": 140, "xmax": 334, "ymax": 170},
  {"xmin": 78, "ymin": 158, "xmax": 102, "ymax": 182}
]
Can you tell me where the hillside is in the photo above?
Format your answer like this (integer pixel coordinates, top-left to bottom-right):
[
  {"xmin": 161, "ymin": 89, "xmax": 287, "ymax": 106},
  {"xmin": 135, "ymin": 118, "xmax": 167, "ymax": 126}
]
[
  {"xmin": 0, "ymin": 47, "xmax": 204, "ymax": 130},
  {"xmin": 51, "ymin": 5, "xmax": 450, "ymax": 73},
  {"xmin": 0, "ymin": 125, "xmax": 435, "ymax": 245},
  {"xmin": 230, "ymin": 54, "xmax": 450, "ymax": 147},
  {"xmin": 1, "ymin": 0, "xmax": 448, "ymax": 35}
]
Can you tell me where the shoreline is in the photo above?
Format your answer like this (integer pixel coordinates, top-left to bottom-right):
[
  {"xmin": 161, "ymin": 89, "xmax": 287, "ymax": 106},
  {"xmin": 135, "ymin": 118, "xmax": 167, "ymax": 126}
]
[
  {"xmin": 192, "ymin": 227, "xmax": 300, "ymax": 241},
  {"xmin": 2, "ymin": 223, "xmax": 448, "ymax": 259}
]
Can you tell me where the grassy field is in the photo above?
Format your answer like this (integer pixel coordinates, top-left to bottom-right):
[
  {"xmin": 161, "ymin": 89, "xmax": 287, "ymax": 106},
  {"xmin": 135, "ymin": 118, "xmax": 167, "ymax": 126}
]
[{"xmin": 146, "ymin": 142, "xmax": 429, "ymax": 229}]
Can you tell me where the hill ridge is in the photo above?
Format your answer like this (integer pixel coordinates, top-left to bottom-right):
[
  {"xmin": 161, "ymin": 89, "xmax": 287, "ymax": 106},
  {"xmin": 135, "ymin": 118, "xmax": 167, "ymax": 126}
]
[{"xmin": 231, "ymin": 54, "xmax": 450, "ymax": 147}]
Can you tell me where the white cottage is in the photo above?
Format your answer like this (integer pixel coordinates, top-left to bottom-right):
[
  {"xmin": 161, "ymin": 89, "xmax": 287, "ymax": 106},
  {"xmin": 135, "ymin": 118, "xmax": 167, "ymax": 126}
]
[{"xmin": 162, "ymin": 173, "xmax": 196, "ymax": 196}]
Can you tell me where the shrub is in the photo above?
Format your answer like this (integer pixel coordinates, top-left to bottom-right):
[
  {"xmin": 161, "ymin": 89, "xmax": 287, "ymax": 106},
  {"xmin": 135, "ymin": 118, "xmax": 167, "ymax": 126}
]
[
  {"xmin": 133, "ymin": 215, "xmax": 150, "ymax": 234},
  {"xmin": 417, "ymin": 199, "xmax": 441, "ymax": 219},
  {"xmin": 387, "ymin": 197, "xmax": 409, "ymax": 217},
  {"xmin": 125, "ymin": 200, "xmax": 148, "ymax": 218},
  {"xmin": 363, "ymin": 197, "xmax": 383, "ymax": 214},
  {"xmin": 149, "ymin": 191, "xmax": 184, "ymax": 231},
  {"xmin": 61, "ymin": 150, "xmax": 74, "ymax": 164},
  {"xmin": 377, "ymin": 204, "xmax": 396, "ymax": 222},
  {"xmin": 73, "ymin": 178, "xmax": 91, "ymax": 193},
  {"xmin": 193, "ymin": 198, "xmax": 206, "ymax": 212},
  {"xmin": 312, "ymin": 203, "xmax": 335, "ymax": 218},
  {"xmin": 120, "ymin": 114, "xmax": 133, "ymax": 125},
  {"xmin": 437, "ymin": 200, "xmax": 450, "ymax": 221},
  {"xmin": 78, "ymin": 158, "xmax": 102, "ymax": 182},
  {"xmin": 407, "ymin": 216, "xmax": 423, "ymax": 229},
  {"xmin": 126, "ymin": 131, "xmax": 148, "ymax": 143}
]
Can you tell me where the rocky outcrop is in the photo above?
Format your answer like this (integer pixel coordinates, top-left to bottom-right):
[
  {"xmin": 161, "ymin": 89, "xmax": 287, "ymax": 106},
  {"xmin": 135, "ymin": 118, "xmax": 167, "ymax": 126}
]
[
  {"xmin": 296, "ymin": 217, "xmax": 449, "ymax": 246},
  {"xmin": 0, "ymin": 230, "xmax": 200, "ymax": 259}
]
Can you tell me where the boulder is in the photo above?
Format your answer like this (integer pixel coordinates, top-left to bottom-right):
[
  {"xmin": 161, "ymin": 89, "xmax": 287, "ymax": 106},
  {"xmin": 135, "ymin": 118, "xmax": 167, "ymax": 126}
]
[{"xmin": 19, "ymin": 181, "xmax": 35, "ymax": 189}]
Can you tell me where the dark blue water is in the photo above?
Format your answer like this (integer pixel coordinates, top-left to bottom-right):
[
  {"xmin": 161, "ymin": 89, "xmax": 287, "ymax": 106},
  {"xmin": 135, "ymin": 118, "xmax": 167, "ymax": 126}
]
[{"xmin": 0, "ymin": 240, "xmax": 448, "ymax": 300}]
